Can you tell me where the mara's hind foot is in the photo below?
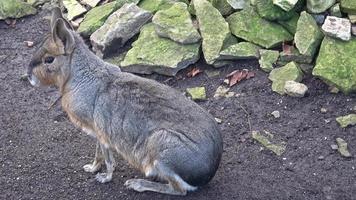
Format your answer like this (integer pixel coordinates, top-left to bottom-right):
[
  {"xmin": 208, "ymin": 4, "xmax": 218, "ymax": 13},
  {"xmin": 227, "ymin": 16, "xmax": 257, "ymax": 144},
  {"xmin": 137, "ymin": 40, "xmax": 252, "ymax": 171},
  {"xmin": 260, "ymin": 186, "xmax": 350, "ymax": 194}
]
[
  {"xmin": 124, "ymin": 161, "xmax": 197, "ymax": 195},
  {"xmin": 124, "ymin": 178, "xmax": 197, "ymax": 196}
]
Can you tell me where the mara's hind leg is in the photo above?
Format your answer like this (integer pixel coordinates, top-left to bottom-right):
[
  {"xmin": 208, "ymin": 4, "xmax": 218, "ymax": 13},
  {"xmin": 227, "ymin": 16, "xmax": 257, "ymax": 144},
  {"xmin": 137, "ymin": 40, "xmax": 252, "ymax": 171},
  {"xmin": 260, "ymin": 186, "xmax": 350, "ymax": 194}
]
[
  {"xmin": 83, "ymin": 141, "xmax": 104, "ymax": 173},
  {"xmin": 124, "ymin": 161, "xmax": 197, "ymax": 195},
  {"xmin": 95, "ymin": 143, "xmax": 116, "ymax": 183}
]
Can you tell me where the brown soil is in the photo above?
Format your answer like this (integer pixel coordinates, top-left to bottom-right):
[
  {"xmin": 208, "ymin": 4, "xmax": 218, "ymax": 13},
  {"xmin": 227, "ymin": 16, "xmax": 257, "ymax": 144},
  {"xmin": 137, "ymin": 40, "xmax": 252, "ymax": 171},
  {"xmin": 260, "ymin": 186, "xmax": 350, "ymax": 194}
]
[{"xmin": 1, "ymin": 11, "xmax": 356, "ymax": 200}]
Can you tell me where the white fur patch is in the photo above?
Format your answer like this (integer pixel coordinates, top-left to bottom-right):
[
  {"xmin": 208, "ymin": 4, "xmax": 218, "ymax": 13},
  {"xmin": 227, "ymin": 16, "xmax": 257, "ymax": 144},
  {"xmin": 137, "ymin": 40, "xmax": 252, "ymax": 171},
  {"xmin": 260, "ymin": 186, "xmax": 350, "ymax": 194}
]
[{"xmin": 29, "ymin": 75, "xmax": 41, "ymax": 87}]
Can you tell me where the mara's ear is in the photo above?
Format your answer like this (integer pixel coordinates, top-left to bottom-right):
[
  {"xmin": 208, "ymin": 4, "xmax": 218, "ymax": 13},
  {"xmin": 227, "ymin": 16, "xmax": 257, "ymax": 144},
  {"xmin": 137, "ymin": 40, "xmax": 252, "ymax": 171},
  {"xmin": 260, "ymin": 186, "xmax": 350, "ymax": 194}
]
[
  {"xmin": 52, "ymin": 18, "xmax": 75, "ymax": 55},
  {"xmin": 50, "ymin": 7, "xmax": 73, "ymax": 31}
]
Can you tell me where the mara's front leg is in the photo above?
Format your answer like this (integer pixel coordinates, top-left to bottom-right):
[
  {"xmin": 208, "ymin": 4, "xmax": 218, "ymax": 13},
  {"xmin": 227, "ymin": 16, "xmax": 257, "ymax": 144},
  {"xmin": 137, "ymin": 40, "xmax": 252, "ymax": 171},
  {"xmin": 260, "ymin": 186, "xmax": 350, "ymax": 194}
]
[
  {"xmin": 83, "ymin": 141, "xmax": 104, "ymax": 173},
  {"xmin": 95, "ymin": 143, "xmax": 116, "ymax": 183}
]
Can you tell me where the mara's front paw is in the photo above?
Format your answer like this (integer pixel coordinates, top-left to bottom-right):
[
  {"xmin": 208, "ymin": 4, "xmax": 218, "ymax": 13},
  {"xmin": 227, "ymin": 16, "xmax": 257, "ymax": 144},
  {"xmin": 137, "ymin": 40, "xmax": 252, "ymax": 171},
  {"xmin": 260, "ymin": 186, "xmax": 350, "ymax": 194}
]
[
  {"xmin": 83, "ymin": 163, "xmax": 101, "ymax": 173},
  {"xmin": 95, "ymin": 173, "xmax": 112, "ymax": 183}
]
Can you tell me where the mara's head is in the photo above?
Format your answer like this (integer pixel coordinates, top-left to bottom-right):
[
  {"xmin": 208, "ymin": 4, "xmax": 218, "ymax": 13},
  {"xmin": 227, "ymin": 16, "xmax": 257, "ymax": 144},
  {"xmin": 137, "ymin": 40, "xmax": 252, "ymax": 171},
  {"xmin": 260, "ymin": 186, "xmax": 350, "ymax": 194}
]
[{"xmin": 28, "ymin": 7, "xmax": 75, "ymax": 87}]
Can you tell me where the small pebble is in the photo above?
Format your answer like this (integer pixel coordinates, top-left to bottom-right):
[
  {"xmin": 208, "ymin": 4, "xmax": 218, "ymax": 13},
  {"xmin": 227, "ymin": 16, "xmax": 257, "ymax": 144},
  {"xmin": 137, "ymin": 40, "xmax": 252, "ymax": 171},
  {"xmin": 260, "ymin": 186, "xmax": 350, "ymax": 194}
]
[
  {"xmin": 331, "ymin": 144, "xmax": 338, "ymax": 150},
  {"xmin": 24, "ymin": 40, "xmax": 34, "ymax": 47},
  {"xmin": 318, "ymin": 156, "xmax": 325, "ymax": 160},
  {"xmin": 214, "ymin": 117, "xmax": 222, "ymax": 124},
  {"xmin": 271, "ymin": 110, "xmax": 280, "ymax": 118},
  {"xmin": 320, "ymin": 108, "xmax": 327, "ymax": 113}
]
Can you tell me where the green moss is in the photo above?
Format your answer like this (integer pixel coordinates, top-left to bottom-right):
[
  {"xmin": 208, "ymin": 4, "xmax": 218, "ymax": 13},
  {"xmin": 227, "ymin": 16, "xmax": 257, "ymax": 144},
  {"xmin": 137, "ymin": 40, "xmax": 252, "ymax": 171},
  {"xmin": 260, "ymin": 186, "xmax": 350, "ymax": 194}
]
[
  {"xmin": 227, "ymin": 8, "xmax": 293, "ymax": 48},
  {"xmin": 336, "ymin": 114, "xmax": 356, "ymax": 128},
  {"xmin": 252, "ymin": 131, "xmax": 286, "ymax": 156},
  {"xmin": 220, "ymin": 42, "xmax": 261, "ymax": 60},
  {"xmin": 313, "ymin": 37, "xmax": 356, "ymax": 94},
  {"xmin": 186, "ymin": 87, "xmax": 207, "ymax": 100},
  {"xmin": 259, "ymin": 49, "xmax": 279, "ymax": 72},
  {"xmin": 268, "ymin": 62, "xmax": 303, "ymax": 94},
  {"xmin": 0, "ymin": 0, "xmax": 36, "ymax": 20},
  {"xmin": 121, "ymin": 24, "xmax": 200, "ymax": 76},
  {"xmin": 255, "ymin": 0, "xmax": 297, "ymax": 21},
  {"xmin": 341, "ymin": 0, "xmax": 356, "ymax": 14},
  {"xmin": 78, "ymin": 2, "xmax": 118, "ymax": 37},
  {"xmin": 194, "ymin": 0, "xmax": 230, "ymax": 64}
]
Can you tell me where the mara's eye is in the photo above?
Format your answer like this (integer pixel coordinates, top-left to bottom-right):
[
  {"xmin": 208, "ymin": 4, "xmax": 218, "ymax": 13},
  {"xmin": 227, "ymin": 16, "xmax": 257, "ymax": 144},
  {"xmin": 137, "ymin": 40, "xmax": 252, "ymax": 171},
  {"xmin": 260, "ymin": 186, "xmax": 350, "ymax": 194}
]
[{"xmin": 44, "ymin": 56, "xmax": 55, "ymax": 64}]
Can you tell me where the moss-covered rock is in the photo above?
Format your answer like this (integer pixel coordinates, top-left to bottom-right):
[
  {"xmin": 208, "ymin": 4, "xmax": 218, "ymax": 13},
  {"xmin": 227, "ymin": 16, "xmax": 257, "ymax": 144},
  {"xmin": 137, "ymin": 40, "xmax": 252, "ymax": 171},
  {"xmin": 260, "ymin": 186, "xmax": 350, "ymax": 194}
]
[
  {"xmin": 219, "ymin": 42, "xmax": 261, "ymax": 60},
  {"xmin": 278, "ymin": 12, "xmax": 299, "ymax": 35},
  {"xmin": 152, "ymin": 2, "xmax": 201, "ymax": 44},
  {"xmin": 0, "ymin": 0, "xmax": 36, "ymax": 20},
  {"xmin": 186, "ymin": 87, "xmax": 207, "ymax": 100},
  {"xmin": 252, "ymin": 130, "xmax": 286, "ymax": 156},
  {"xmin": 341, "ymin": 0, "xmax": 356, "ymax": 14},
  {"xmin": 120, "ymin": 24, "xmax": 200, "ymax": 76},
  {"xmin": 63, "ymin": 0, "xmax": 87, "ymax": 20},
  {"xmin": 336, "ymin": 114, "xmax": 356, "ymax": 128},
  {"xmin": 259, "ymin": 49, "xmax": 279, "ymax": 72},
  {"xmin": 255, "ymin": 0, "xmax": 297, "ymax": 21},
  {"xmin": 227, "ymin": 8, "xmax": 293, "ymax": 48},
  {"xmin": 268, "ymin": 62, "xmax": 303, "ymax": 94},
  {"xmin": 307, "ymin": 0, "xmax": 336, "ymax": 13},
  {"xmin": 336, "ymin": 138, "xmax": 352, "ymax": 157},
  {"xmin": 279, "ymin": 46, "xmax": 313, "ymax": 64},
  {"xmin": 78, "ymin": 2, "xmax": 118, "ymax": 37},
  {"xmin": 194, "ymin": 0, "xmax": 230, "ymax": 64},
  {"xmin": 329, "ymin": 3, "xmax": 342, "ymax": 17},
  {"xmin": 313, "ymin": 37, "xmax": 356, "ymax": 94},
  {"xmin": 295, "ymin": 11, "xmax": 324, "ymax": 58},
  {"xmin": 138, "ymin": 0, "xmax": 176, "ymax": 13},
  {"xmin": 273, "ymin": 0, "xmax": 299, "ymax": 11}
]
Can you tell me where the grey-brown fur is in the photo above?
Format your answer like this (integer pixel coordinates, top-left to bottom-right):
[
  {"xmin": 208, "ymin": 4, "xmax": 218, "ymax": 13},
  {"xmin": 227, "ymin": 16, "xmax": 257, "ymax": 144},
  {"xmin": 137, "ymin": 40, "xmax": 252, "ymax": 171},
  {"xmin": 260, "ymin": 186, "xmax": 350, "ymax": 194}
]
[{"xmin": 27, "ymin": 8, "xmax": 223, "ymax": 195}]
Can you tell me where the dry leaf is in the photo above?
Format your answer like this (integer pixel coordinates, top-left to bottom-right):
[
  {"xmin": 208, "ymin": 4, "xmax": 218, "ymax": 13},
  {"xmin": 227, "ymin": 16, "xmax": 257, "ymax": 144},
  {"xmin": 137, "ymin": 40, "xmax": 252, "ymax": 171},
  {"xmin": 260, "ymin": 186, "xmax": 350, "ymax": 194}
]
[
  {"xmin": 282, "ymin": 43, "xmax": 293, "ymax": 55},
  {"xmin": 226, "ymin": 69, "xmax": 255, "ymax": 87},
  {"xmin": 187, "ymin": 67, "xmax": 203, "ymax": 77}
]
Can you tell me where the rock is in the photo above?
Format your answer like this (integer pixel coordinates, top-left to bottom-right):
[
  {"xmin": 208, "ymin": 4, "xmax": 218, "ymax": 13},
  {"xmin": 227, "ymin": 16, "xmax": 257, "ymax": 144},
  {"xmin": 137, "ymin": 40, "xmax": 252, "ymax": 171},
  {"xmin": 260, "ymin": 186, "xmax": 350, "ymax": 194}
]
[
  {"xmin": 81, "ymin": 0, "xmax": 101, "ymax": 7},
  {"xmin": 219, "ymin": 42, "xmax": 261, "ymax": 60},
  {"xmin": 252, "ymin": 130, "xmax": 286, "ymax": 156},
  {"xmin": 209, "ymin": 0, "xmax": 233, "ymax": 16},
  {"xmin": 284, "ymin": 80, "xmax": 308, "ymax": 97},
  {"xmin": 322, "ymin": 16, "xmax": 351, "ymax": 41},
  {"xmin": 214, "ymin": 117, "xmax": 223, "ymax": 124},
  {"xmin": 214, "ymin": 85, "xmax": 235, "ymax": 98},
  {"xmin": 331, "ymin": 144, "xmax": 339, "ymax": 150},
  {"xmin": 295, "ymin": 11, "xmax": 324, "ymax": 59},
  {"xmin": 255, "ymin": 0, "xmax": 296, "ymax": 21},
  {"xmin": 329, "ymin": 3, "xmax": 342, "ymax": 17},
  {"xmin": 194, "ymin": 0, "xmax": 230, "ymax": 64},
  {"xmin": 349, "ymin": 15, "xmax": 356, "ymax": 23},
  {"xmin": 307, "ymin": 0, "xmax": 336, "ymax": 14},
  {"xmin": 186, "ymin": 87, "xmax": 206, "ymax": 100},
  {"xmin": 352, "ymin": 25, "xmax": 356, "ymax": 36},
  {"xmin": 63, "ymin": 0, "xmax": 87, "ymax": 20},
  {"xmin": 78, "ymin": 2, "xmax": 118, "ymax": 37},
  {"xmin": 336, "ymin": 138, "xmax": 352, "ymax": 157},
  {"xmin": 27, "ymin": 0, "xmax": 50, "ymax": 7},
  {"xmin": 120, "ymin": 24, "xmax": 200, "ymax": 76},
  {"xmin": 341, "ymin": 0, "xmax": 356, "ymax": 15},
  {"xmin": 320, "ymin": 107, "xmax": 327, "ymax": 113},
  {"xmin": 258, "ymin": 49, "xmax": 279, "ymax": 72},
  {"xmin": 227, "ymin": 8, "xmax": 293, "ymax": 49},
  {"xmin": 227, "ymin": 0, "xmax": 246, "ymax": 9},
  {"xmin": 279, "ymin": 45, "xmax": 313, "ymax": 64},
  {"xmin": 312, "ymin": 14, "xmax": 326, "ymax": 25},
  {"xmin": 268, "ymin": 62, "xmax": 303, "ymax": 95},
  {"xmin": 71, "ymin": 17, "xmax": 83, "ymax": 28},
  {"xmin": 0, "ymin": 0, "xmax": 37, "ymax": 20},
  {"xmin": 273, "ymin": 0, "xmax": 299, "ymax": 11},
  {"xmin": 336, "ymin": 114, "xmax": 356, "ymax": 128},
  {"xmin": 90, "ymin": 4, "xmax": 152, "ymax": 58},
  {"xmin": 152, "ymin": 2, "xmax": 201, "ymax": 44},
  {"xmin": 299, "ymin": 64, "xmax": 314, "ymax": 74},
  {"xmin": 312, "ymin": 37, "xmax": 356, "ymax": 94},
  {"xmin": 278, "ymin": 12, "xmax": 299, "ymax": 35},
  {"xmin": 138, "ymin": 0, "xmax": 175, "ymax": 13},
  {"xmin": 271, "ymin": 110, "xmax": 281, "ymax": 118}
]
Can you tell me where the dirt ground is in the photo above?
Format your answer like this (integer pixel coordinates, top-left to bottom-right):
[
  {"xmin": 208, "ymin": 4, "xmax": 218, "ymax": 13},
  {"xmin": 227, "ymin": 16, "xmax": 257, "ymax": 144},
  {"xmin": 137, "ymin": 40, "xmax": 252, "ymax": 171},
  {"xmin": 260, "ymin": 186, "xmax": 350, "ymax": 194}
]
[{"xmin": 1, "ymin": 11, "xmax": 356, "ymax": 200}]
